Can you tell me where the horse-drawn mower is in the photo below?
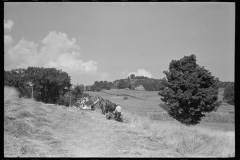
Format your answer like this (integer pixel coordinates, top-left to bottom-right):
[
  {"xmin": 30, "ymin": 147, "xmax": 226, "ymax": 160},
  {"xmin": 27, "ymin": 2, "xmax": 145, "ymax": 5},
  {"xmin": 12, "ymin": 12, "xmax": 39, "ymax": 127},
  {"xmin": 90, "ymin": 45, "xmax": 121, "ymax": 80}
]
[{"xmin": 106, "ymin": 111, "xmax": 123, "ymax": 122}]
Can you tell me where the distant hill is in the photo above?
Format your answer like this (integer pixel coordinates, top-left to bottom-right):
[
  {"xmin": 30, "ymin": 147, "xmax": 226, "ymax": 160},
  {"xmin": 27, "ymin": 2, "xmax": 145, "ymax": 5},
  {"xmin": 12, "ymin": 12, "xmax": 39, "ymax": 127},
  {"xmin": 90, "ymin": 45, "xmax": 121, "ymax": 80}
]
[{"xmin": 111, "ymin": 76, "xmax": 163, "ymax": 91}]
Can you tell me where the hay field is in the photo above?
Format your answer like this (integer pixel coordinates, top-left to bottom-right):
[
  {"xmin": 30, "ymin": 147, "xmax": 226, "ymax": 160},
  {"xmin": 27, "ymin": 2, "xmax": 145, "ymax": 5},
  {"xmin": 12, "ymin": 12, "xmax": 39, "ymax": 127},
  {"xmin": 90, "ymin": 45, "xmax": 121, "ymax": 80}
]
[
  {"xmin": 84, "ymin": 88, "xmax": 235, "ymax": 131},
  {"xmin": 4, "ymin": 86, "xmax": 235, "ymax": 157}
]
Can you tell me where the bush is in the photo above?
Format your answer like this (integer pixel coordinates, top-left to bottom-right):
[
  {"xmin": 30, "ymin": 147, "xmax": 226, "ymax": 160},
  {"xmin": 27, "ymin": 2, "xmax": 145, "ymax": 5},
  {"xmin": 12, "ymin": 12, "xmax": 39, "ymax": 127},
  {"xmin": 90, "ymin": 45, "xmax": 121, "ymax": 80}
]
[
  {"xmin": 123, "ymin": 96, "xmax": 128, "ymax": 100},
  {"xmin": 158, "ymin": 54, "xmax": 221, "ymax": 125},
  {"xmin": 223, "ymin": 83, "xmax": 234, "ymax": 105}
]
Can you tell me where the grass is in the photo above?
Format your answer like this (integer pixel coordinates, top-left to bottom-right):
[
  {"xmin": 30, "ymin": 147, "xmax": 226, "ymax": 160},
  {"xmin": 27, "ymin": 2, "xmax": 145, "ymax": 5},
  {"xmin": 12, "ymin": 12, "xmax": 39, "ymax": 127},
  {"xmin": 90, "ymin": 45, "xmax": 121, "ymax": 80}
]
[
  {"xmin": 4, "ymin": 86, "xmax": 69, "ymax": 157},
  {"xmin": 4, "ymin": 86, "xmax": 19, "ymax": 102},
  {"xmin": 4, "ymin": 86, "xmax": 235, "ymax": 157},
  {"xmin": 84, "ymin": 88, "xmax": 235, "ymax": 127},
  {"xmin": 122, "ymin": 110, "xmax": 235, "ymax": 157}
]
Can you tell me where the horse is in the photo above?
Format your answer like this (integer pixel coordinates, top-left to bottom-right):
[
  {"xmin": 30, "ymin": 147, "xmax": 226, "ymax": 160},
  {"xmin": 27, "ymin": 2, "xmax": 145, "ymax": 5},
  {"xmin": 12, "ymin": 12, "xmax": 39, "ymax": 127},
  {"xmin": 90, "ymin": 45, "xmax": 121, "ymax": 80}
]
[
  {"xmin": 104, "ymin": 100, "xmax": 117, "ymax": 115},
  {"xmin": 98, "ymin": 97, "xmax": 108, "ymax": 115}
]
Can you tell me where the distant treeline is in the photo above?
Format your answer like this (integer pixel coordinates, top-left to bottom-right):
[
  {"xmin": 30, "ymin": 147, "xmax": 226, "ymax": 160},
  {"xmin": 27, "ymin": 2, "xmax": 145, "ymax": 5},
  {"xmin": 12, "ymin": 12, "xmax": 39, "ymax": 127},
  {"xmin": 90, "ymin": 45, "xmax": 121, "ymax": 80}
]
[
  {"xmin": 218, "ymin": 81, "xmax": 234, "ymax": 105},
  {"xmin": 86, "ymin": 74, "xmax": 163, "ymax": 91},
  {"xmin": 217, "ymin": 81, "xmax": 234, "ymax": 88}
]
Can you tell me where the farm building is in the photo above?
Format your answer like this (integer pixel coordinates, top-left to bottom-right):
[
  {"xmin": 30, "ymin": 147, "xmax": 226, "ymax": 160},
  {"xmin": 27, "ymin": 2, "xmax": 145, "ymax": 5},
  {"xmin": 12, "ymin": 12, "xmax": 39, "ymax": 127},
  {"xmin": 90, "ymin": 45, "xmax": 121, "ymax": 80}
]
[{"xmin": 134, "ymin": 85, "xmax": 145, "ymax": 91}]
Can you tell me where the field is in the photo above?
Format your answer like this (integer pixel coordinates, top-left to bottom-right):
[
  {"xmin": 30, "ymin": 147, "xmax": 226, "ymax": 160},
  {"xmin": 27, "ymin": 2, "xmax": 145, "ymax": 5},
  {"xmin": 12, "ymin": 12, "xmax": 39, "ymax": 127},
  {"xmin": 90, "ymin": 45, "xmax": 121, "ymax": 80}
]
[
  {"xmin": 4, "ymin": 86, "xmax": 235, "ymax": 157},
  {"xmin": 85, "ymin": 88, "xmax": 235, "ymax": 131}
]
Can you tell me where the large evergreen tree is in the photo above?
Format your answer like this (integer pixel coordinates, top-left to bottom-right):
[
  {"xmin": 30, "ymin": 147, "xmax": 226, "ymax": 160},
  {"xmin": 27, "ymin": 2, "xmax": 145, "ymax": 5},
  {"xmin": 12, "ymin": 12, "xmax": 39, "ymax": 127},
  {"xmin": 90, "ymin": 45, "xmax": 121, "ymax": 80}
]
[{"xmin": 158, "ymin": 55, "xmax": 221, "ymax": 125}]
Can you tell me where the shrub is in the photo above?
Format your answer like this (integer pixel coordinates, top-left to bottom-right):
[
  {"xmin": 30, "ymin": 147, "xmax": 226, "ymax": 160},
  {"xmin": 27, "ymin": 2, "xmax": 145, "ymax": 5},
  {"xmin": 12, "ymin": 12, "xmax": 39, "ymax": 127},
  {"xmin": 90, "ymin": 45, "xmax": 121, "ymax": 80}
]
[
  {"xmin": 158, "ymin": 54, "xmax": 221, "ymax": 125},
  {"xmin": 123, "ymin": 96, "xmax": 128, "ymax": 100}
]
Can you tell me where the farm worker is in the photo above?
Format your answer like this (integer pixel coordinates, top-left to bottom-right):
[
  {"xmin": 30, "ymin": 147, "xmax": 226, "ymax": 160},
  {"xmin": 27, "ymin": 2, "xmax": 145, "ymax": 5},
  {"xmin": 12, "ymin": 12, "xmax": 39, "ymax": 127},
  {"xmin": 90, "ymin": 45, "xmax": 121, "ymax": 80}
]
[{"xmin": 114, "ymin": 103, "xmax": 122, "ymax": 118}]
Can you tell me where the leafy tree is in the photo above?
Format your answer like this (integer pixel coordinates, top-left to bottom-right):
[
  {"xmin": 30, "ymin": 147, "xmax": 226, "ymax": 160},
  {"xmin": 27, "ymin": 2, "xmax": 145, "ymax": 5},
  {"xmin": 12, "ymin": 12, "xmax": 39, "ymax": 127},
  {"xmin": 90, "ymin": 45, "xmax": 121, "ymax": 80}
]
[
  {"xmin": 158, "ymin": 54, "xmax": 221, "ymax": 125},
  {"xmin": 223, "ymin": 83, "xmax": 234, "ymax": 105},
  {"xmin": 117, "ymin": 79, "xmax": 128, "ymax": 89},
  {"xmin": 4, "ymin": 67, "xmax": 71, "ymax": 104},
  {"xmin": 73, "ymin": 84, "xmax": 84, "ymax": 98},
  {"xmin": 85, "ymin": 85, "xmax": 90, "ymax": 91},
  {"xmin": 130, "ymin": 74, "xmax": 135, "ymax": 80}
]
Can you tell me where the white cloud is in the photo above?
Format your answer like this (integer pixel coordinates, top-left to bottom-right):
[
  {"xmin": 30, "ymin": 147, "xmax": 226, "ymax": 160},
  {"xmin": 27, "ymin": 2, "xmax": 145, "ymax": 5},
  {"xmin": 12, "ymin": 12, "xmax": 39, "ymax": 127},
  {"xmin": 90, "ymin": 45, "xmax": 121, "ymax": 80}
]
[
  {"xmin": 4, "ymin": 31, "xmax": 98, "ymax": 75},
  {"xmin": 4, "ymin": 39, "xmax": 38, "ymax": 70},
  {"xmin": 4, "ymin": 19, "xmax": 14, "ymax": 31},
  {"xmin": 4, "ymin": 19, "xmax": 14, "ymax": 52},
  {"xmin": 4, "ymin": 35, "xmax": 13, "ymax": 45},
  {"xmin": 127, "ymin": 69, "xmax": 153, "ymax": 78}
]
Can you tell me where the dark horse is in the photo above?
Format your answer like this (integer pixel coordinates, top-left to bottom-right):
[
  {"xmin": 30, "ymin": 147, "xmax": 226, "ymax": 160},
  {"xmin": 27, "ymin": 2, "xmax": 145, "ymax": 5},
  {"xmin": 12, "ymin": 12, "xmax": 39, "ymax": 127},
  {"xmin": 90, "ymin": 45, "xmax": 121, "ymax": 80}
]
[
  {"xmin": 98, "ymin": 97, "xmax": 108, "ymax": 115},
  {"xmin": 98, "ymin": 97, "xmax": 117, "ymax": 115},
  {"xmin": 105, "ymin": 100, "xmax": 117, "ymax": 114}
]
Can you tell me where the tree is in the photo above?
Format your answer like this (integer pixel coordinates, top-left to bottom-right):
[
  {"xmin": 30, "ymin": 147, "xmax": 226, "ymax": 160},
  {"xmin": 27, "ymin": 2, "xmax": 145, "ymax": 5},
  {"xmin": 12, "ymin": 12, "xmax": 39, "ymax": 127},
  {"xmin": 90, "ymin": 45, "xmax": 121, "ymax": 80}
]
[
  {"xmin": 130, "ymin": 74, "xmax": 135, "ymax": 80},
  {"xmin": 117, "ymin": 79, "xmax": 128, "ymax": 89},
  {"xmin": 4, "ymin": 67, "xmax": 71, "ymax": 104},
  {"xmin": 73, "ymin": 84, "xmax": 84, "ymax": 98},
  {"xmin": 223, "ymin": 83, "xmax": 234, "ymax": 105},
  {"xmin": 85, "ymin": 85, "xmax": 90, "ymax": 91},
  {"xmin": 158, "ymin": 55, "xmax": 221, "ymax": 125}
]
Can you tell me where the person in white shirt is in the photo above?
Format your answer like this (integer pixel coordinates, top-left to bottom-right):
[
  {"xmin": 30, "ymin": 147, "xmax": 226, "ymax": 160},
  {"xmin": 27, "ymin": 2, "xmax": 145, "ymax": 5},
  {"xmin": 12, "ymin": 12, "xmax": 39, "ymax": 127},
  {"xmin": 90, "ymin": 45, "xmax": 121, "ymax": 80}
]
[{"xmin": 114, "ymin": 103, "xmax": 122, "ymax": 119}]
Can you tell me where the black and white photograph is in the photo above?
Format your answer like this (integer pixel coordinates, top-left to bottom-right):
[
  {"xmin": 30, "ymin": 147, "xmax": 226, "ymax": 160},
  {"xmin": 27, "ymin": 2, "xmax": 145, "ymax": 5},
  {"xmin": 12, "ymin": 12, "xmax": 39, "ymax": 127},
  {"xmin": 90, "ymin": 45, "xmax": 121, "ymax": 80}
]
[{"xmin": 4, "ymin": 2, "xmax": 235, "ymax": 157}]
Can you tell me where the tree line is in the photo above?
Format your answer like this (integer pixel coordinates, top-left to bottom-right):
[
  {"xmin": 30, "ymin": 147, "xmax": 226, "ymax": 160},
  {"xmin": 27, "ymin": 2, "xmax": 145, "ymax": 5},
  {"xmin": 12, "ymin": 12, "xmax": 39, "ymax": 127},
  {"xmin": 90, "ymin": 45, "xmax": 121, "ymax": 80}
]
[
  {"xmin": 4, "ymin": 67, "xmax": 89, "ymax": 106},
  {"xmin": 87, "ymin": 75, "xmax": 163, "ymax": 92}
]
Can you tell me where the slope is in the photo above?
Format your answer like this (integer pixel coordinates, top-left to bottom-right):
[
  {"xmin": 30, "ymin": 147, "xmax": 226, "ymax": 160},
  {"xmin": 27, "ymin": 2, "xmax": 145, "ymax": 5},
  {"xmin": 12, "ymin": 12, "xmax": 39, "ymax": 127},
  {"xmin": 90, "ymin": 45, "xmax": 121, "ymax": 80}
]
[{"xmin": 4, "ymin": 98, "xmax": 183, "ymax": 157}]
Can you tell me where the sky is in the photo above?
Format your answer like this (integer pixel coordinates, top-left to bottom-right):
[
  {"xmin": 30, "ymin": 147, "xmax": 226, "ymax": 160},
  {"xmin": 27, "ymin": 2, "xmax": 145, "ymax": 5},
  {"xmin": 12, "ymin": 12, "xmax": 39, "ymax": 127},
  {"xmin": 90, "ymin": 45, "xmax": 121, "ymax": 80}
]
[{"xmin": 4, "ymin": 2, "xmax": 235, "ymax": 85}]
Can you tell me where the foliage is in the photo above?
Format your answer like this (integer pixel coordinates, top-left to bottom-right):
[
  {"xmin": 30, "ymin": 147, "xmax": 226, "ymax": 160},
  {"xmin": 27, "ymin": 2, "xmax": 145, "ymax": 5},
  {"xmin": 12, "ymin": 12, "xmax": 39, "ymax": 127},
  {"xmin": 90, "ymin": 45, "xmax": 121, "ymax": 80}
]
[
  {"xmin": 217, "ymin": 81, "xmax": 234, "ymax": 88},
  {"xmin": 85, "ymin": 85, "xmax": 90, "ymax": 91},
  {"xmin": 223, "ymin": 83, "xmax": 234, "ymax": 105},
  {"xmin": 90, "ymin": 81, "xmax": 112, "ymax": 91},
  {"xmin": 111, "ymin": 77, "xmax": 163, "ymax": 91},
  {"xmin": 117, "ymin": 79, "xmax": 128, "ymax": 89},
  {"xmin": 4, "ymin": 67, "xmax": 71, "ymax": 104},
  {"xmin": 130, "ymin": 74, "xmax": 135, "ymax": 80},
  {"xmin": 158, "ymin": 54, "xmax": 221, "ymax": 125},
  {"xmin": 72, "ymin": 84, "xmax": 84, "ymax": 99}
]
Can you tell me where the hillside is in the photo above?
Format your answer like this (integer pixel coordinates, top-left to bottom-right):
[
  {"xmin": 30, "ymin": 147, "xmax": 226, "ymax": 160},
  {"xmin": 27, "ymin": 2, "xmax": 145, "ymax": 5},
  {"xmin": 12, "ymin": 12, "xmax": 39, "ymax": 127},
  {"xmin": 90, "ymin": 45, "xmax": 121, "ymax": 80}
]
[
  {"xmin": 4, "ymin": 87, "xmax": 235, "ymax": 157},
  {"xmin": 5, "ymin": 98, "xmax": 158, "ymax": 157},
  {"xmin": 85, "ymin": 88, "xmax": 235, "ymax": 130}
]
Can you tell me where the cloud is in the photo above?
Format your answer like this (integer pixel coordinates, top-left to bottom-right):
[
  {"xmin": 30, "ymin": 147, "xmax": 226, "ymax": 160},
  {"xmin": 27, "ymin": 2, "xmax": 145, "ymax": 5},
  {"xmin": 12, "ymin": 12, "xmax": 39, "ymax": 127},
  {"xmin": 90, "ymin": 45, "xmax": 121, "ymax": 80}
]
[
  {"xmin": 4, "ymin": 19, "xmax": 14, "ymax": 52},
  {"xmin": 4, "ymin": 35, "xmax": 13, "ymax": 46},
  {"xmin": 4, "ymin": 31, "xmax": 98, "ymax": 75},
  {"xmin": 4, "ymin": 19, "xmax": 14, "ymax": 32},
  {"xmin": 4, "ymin": 38, "xmax": 38, "ymax": 70},
  {"xmin": 127, "ymin": 69, "xmax": 153, "ymax": 78}
]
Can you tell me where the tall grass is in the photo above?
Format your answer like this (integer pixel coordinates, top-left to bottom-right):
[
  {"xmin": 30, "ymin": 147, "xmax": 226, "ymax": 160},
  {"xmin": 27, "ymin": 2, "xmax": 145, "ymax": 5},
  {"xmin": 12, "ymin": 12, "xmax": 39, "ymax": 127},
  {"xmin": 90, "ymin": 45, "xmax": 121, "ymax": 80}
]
[
  {"xmin": 122, "ymin": 110, "xmax": 235, "ymax": 157},
  {"xmin": 4, "ymin": 86, "xmax": 19, "ymax": 102}
]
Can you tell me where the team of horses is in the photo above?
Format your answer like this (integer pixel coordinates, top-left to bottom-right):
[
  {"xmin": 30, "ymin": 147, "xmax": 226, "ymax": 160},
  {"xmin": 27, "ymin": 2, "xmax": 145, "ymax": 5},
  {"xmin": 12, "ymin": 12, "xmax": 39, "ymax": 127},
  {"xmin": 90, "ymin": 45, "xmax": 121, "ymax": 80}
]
[
  {"xmin": 77, "ymin": 96, "xmax": 117, "ymax": 115},
  {"xmin": 97, "ymin": 97, "xmax": 117, "ymax": 115}
]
